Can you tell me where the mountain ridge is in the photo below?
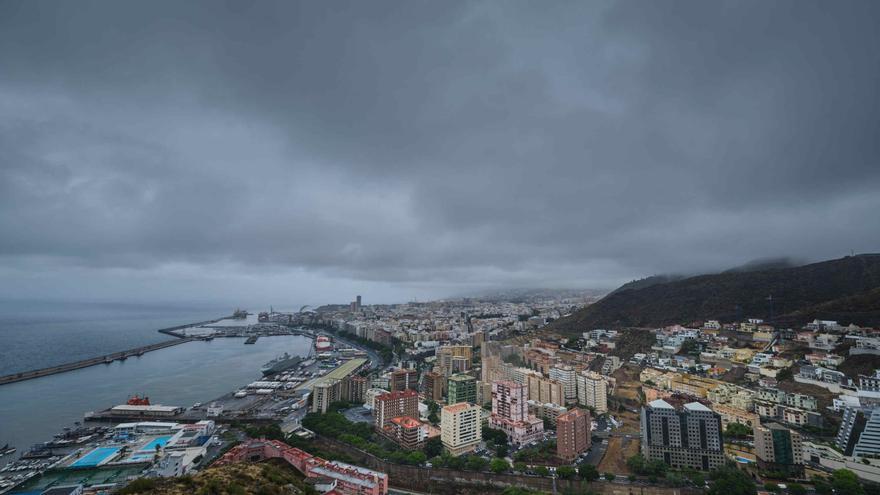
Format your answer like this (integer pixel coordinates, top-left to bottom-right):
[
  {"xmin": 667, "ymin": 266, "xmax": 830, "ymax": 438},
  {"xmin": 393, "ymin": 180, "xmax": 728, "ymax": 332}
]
[{"xmin": 548, "ymin": 254, "xmax": 880, "ymax": 335}]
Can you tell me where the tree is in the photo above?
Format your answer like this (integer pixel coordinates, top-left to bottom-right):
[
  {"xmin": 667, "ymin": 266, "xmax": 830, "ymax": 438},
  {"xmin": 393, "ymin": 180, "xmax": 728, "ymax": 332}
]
[
  {"xmin": 628, "ymin": 475, "xmax": 637, "ymax": 482},
  {"xmin": 557, "ymin": 466, "xmax": 577, "ymax": 479},
  {"xmin": 514, "ymin": 462, "xmax": 527, "ymax": 472},
  {"xmin": 425, "ymin": 436, "xmax": 443, "ymax": 459},
  {"xmin": 831, "ymin": 469, "xmax": 864, "ymax": 495},
  {"xmin": 787, "ymin": 483, "xmax": 806, "ymax": 495},
  {"xmin": 604, "ymin": 473, "xmax": 616, "ymax": 482},
  {"xmin": 725, "ymin": 422, "xmax": 752, "ymax": 439},
  {"xmin": 579, "ymin": 463, "xmax": 600, "ymax": 481},
  {"xmin": 466, "ymin": 455, "xmax": 489, "ymax": 471},
  {"xmin": 535, "ymin": 466, "xmax": 550, "ymax": 477},
  {"xmin": 765, "ymin": 482, "xmax": 781, "ymax": 493},
  {"xmin": 707, "ymin": 465, "xmax": 757, "ymax": 495},
  {"xmin": 496, "ymin": 444, "xmax": 509, "ymax": 458},
  {"xmin": 491, "ymin": 458, "xmax": 510, "ymax": 473}
]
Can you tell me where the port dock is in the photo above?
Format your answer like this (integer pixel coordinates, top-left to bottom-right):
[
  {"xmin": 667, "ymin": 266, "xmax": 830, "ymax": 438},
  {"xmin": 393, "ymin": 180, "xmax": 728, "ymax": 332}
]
[{"xmin": 0, "ymin": 316, "xmax": 231, "ymax": 386}]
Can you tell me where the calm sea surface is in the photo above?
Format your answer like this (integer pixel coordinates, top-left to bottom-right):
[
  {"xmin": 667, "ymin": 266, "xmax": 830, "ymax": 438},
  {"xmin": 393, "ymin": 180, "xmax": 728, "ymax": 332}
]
[{"xmin": 0, "ymin": 301, "xmax": 310, "ymax": 466}]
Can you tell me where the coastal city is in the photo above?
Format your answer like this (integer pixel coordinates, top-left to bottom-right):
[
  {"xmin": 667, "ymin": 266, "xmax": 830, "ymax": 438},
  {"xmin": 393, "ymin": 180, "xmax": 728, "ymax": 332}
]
[{"xmin": 2, "ymin": 287, "xmax": 880, "ymax": 495}]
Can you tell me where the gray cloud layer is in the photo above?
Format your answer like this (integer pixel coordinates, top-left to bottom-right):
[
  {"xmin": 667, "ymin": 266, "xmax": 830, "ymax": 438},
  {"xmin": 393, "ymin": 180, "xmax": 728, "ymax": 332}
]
[{"xmin": 1, "ymin": 1, "xmax": 879, "ymax": 305}]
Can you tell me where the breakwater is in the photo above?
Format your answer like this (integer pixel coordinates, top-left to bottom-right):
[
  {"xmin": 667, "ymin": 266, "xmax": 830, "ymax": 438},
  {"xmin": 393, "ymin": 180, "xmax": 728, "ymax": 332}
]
[{"xmin": 0, "ymin": 315, "xmax": 230, "ymax": 386}]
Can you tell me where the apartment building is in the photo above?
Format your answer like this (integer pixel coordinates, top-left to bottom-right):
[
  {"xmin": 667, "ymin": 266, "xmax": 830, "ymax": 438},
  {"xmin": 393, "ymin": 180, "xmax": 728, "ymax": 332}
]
[
  {"xmin": 754, "ymin": 423, "xmax": 804, "ymax": 476},
  {"xmin": 577, "ymin": 371, "xmax": 608, "ymax": 414},
  {"xmin": 640, "ymin": 400, "xmax": 725, "ymax": 471},
  {"xmin": 374, "ymin": 390, "xmax": 419, "ymax": 430},
  {"xmin": 448, "ymin": 373, "xmax": 477, "ymax": 405},
  {"xmin": 422, "ymin": 371, "xmax": 444, "ymax": 402},
  {"xmin": 489, "ymin": 380, "xmax": 544, "ymax": 445},
  {"xmin": 550, "ymin": 365, "xmax": 577, "ymax": 404},
  {"xmin": 389, "ymin": 368, "xmax": 419, "ymax": 392},
  {"xmin": 441, "ymin": 403, "xmax": 482, "ymax": 456},
  {"xmin": 557, "ymin": 408, "xmax": 591, "ymax": 461}
]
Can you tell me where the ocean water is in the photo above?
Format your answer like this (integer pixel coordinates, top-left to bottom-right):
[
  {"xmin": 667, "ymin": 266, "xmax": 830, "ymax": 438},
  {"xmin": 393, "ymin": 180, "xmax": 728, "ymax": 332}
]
[
  {"xmin": 0, "ymin": 335, "xmax": 312, "ymax": 466},
  {"xmin": 0, "ymin": 300, "xmax": 229, "ymax": 376},
  {"xmin": 0, "ymin": 300, "xmax": 311, "ymax": 466}
]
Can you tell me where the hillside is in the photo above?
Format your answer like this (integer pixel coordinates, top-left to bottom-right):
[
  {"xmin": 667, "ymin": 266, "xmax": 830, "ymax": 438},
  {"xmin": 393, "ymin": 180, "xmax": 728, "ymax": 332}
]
[
  {"xmin": 549, "ymin": 254, "xmax": 880, "ymax": 336},
  {"xmin": 118, "ymin": 459, "xmax": 313, "ymax": 495}
]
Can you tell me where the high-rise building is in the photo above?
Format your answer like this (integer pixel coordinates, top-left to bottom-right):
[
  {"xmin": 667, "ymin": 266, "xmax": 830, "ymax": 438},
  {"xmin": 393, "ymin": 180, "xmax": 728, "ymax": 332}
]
[
  {"xmin": 356, "ymin": 295, "xmax": 362, "ymax": 311},
  {"xmin": 441, "ymin": 403, "xmax": 482, "ymax": 456},
  {"xmin": 471, "ymin": 331, "xmax": 485, "ymax": 348},
  {"xmin": 754, "ymin": 422, "xmax": 804, "ymax": 476},
  {"xmin": 837, "ymin": 407, "xmax": 870, "ymax": 455},
  {"xmin": 557, "ymin": 408, "xmax": 591, "ymax": 461},
  {"xmin": 577, "ymin": 371, "xmax": 608, "ymax": 413},
  {"xmin": 489, "ymin": 380, "xmax": 544, "ymax": 445},
  {"xmin": 312, "ymin": 379, "xmax": 342, "ymax": 413},
  {"xmin": 374, "ymin": 390, "xmax": 419, "ymax": 430},
  {"xmin": 854, "ymin": 408, "xmax": 880, "ymax": 457},
  {"xmin": 550, "ymin": 365, "xmax": 577, "ymax": 404},
  {"xmin": 640, "ymin": 400, "xmax": 724, "ymax": 471},
  {"xmin": 526, "ymin": 374, "xmax": 565, "ymax": 406},
  {"xmin": 422, "ymin": 371, "xmax": 444, "ymax": 402},
  {"xmin": 390, "ymin": 368, "xmax": 419, "ymax": 392},
  {"xmin": 448, "ymin": 374, "xmax": 477, "ymax": 405},
  {"xmin": 436, "ymin": 345, "xmax": 473, "ymax": 376},
  {"xmin": 347, "ymin": 375, "xmax": 368, "ymax": 403}
]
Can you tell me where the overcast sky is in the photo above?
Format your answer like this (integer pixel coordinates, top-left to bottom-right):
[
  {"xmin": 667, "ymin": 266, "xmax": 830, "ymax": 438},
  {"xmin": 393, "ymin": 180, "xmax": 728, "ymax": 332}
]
[{"xmin": 1, "ymin": 1, "xmax": 879, "ymax": 307}]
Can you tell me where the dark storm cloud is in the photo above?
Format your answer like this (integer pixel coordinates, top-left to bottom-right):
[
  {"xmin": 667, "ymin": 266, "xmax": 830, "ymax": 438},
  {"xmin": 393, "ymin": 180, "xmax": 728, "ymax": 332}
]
[{"xmin": 1, "ymin": 0, "xmax": 879, "ymax": 303}]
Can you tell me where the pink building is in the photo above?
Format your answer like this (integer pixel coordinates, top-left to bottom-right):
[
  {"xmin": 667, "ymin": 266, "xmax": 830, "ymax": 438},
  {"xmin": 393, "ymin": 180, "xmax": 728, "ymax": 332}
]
[
  {"xmin": 489, "ymin": 380, "xmax": 544, "ymax": 445},
  {"xmin": 217, "ymin": 439, "xmax": 388, "ymax": 495}
]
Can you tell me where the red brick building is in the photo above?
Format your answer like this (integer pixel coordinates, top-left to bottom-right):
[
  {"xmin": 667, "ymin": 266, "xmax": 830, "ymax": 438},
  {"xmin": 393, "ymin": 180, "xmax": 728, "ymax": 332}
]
[
  {"xmin": 374, "ymin": 389, "xmax": 419, "ymax": 430},
  {"xmin": 557, "ymin": 408, "xmax": 591, "ymax": 461}
]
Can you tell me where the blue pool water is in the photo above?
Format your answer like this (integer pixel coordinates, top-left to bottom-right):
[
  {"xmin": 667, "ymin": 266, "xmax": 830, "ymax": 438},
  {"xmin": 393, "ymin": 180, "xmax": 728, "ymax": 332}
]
[
  {"xmin": 71, "ymin": 447, "xmax": 120, "ymax": 467},
  {"xmin": 735, "ymin": 456, "xmax": 753, "ymax": 463},
  {"xmin": 139, "ymin": 436, "xmax": 171, "ymax": 452}
]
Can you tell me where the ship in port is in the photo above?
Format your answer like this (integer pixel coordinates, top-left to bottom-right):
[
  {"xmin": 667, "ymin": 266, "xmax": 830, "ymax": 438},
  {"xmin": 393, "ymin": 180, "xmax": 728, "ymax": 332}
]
[
  {"xmin": 233, "ymin": 308, "xmax": 248, "ymax": 319},
  {"xmin": 0, "ymin": 444, "xmax": 15, "ymax": 457},
  {"xmin": 261, "ymin": 353, "xmax": 303, "ymax": 376},
  {"xmin": 258, "ymin": 311, "xmax": 270, "ymax": 322}
]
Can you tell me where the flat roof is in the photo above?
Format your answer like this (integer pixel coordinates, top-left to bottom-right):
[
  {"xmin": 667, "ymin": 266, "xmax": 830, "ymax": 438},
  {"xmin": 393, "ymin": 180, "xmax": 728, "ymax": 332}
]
[
  {"xmin": 684, "ymin": 402, "xmax": 712, "ymax": 412},
  {"xmin": 648, "ymin": 399, "xmax": 674, "ymax": 409},
  {"xmin": 298, "ymin": 358, "xmax": 368, "ymax": 391}
]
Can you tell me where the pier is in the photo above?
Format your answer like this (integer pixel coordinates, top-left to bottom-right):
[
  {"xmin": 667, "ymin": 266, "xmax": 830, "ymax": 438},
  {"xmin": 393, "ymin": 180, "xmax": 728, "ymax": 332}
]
[
  {"xmin": 0, "ymin": 337, "xmax": 198, "ymax": 386},
  {"xmin": 0, "ymin": 315, "xmax": 233, "ymax": 386}
]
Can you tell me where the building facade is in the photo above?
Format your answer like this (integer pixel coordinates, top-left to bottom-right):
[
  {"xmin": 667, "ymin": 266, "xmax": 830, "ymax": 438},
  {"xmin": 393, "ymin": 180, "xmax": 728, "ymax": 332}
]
[
  {"xmin": 754, "ymin": 423, "xmax": 804, "ymax": 476},
  {"xmin": 557, "ymin": 408, "xmax": 591, "ymax": 461},
  {"xmin": 640, "ymin": 399, "xmax": 724, "ymax": 471},
  {"xmin": 441, "ymin": 403, "xmax": 482, "ymax": 456},
  {"xmin": 374, "ymin": 390, "xmax": 419, "ymax": 430},
  {"xmin": 448, "ymin": 374, "xmax": 477, "ymax": 405},
  {"xmin": 577, "ymin": 371, "xmax": 608, "ymax": 413}
]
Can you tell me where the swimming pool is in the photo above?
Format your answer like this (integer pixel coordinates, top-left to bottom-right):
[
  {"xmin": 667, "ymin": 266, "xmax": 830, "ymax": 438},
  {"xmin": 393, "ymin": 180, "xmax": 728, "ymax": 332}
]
[
  {"xmin": 735, "ymin": 456, "xmax": 754, "ymax": 463},
  {"xmin": 138, "ymin": 436, "xmax": 171, "ymax": 452},
  {"xmin": 71, "ymin": 447, "xmax": 121, "ymax": 468}
]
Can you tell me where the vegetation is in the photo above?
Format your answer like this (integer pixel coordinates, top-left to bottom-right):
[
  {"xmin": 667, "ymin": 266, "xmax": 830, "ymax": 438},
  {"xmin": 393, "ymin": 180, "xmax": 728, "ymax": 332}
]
[
  {"xmin": 301, "ymin": 408, "xmax": 424, "ymax": 465},
  {"xmin": 118, "ymin": 459, "xmax": 316, "ymax": 495},
  {"xmin": 787, "ymin": 483, "xmax": 807, "ymax": 495},
  {"xmin": 724, "ymin": 422, "xmax": 753, "ymax": 438},
  {"xmin": 513, "ymin": 440, "xmax": 557, "ymax": 463},
  {"xmin": 578, "ymin": 462, "xmax": 599, "ymax": 481},
  {"xmin": 548, "ymin": 254, "xmax": 880, "ymax": 335},
  {"xmin": 707, "ymin": 464, "xmax": 757, "ymax": 495},
  {"xmin": 556, "ymin": 466, "xmax": 576, "ymax": 479},
  {"xmin": 626, "ymin": 454, "xmax": 668, "ymax": 477},
  {"xmin": 491, "ymin": 457, "xmax": 510, "ymax": 473}
]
